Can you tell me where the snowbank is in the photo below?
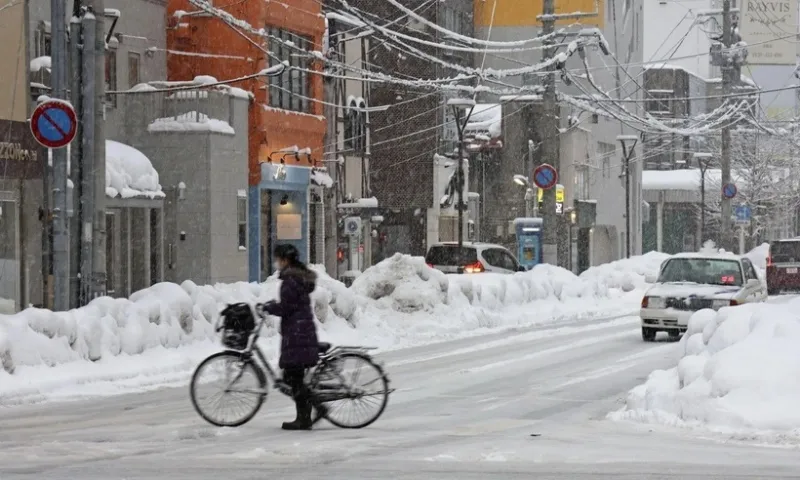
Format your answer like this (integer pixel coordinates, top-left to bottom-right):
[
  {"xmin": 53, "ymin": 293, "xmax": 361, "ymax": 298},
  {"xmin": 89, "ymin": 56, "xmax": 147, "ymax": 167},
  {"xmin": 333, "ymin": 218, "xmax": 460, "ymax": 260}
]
[
  {"xmin": 106, "ymin": 140, "xmax": 165, "ymax": 199},
  {"xmin": 0, "ymin": 253, "xmax": 665, "ymax": 402},
  {"xmin": 609, "ymin": 300, "xmax": 800, "ymax": 437}
]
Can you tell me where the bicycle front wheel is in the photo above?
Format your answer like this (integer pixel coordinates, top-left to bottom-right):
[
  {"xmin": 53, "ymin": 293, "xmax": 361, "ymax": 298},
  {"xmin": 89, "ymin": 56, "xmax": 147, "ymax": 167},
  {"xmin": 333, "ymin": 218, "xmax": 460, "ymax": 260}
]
[
  {"xmin": 310, "ymin": 352, "xmax": 391, "ymax": 429},
  {"xmin": 190, "ymin": 351, "xmax": 267, "ymax": 427}
]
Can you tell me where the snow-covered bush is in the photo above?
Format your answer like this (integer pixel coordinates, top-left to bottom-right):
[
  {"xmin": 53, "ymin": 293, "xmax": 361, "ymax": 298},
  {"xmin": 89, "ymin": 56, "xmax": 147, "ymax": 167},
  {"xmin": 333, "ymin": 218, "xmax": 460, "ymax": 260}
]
[
  {"xmin": 610, "ymin": 300, "xmax": 800, "ymax": 435},
  {"xmin": 351, "ymin": 253, "xmax": 448, "ymax": 313}
]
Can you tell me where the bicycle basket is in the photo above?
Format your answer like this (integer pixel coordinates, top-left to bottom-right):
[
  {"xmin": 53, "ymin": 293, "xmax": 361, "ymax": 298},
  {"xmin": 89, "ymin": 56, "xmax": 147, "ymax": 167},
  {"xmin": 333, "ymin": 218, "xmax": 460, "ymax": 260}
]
[{"xmin": 219, "ymin": 303, "xmax": 256, "ymax": 350}]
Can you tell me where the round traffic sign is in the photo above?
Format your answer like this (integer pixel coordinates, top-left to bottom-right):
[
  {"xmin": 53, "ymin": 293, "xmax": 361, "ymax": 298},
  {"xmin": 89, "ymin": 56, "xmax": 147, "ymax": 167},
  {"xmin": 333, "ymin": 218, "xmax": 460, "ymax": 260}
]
[
  {"xmin": 30, "ymin": 99, "xmax": 77, "ymax": 149},
  {"xmin": 533, "ymin": 163, "xmax": 558, "ymax": 190},
  {"xmin": 722, "ymin": 183, "xmax": 737, "ymax": 200}
]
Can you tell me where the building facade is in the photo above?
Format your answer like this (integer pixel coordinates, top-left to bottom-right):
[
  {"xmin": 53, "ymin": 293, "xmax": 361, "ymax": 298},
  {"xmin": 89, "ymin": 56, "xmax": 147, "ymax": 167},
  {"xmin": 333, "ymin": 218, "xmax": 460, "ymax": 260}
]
[
  {"xmin": 0, "ymin": 0, "xmax": 45, "ymax": 312},
  {"xmin": 167, "ymin": 0, "xmax": 328, "ymax": 282},
  {"xmin": 472, "ymin": 0, "xmax": 645, "ymax": 264}
]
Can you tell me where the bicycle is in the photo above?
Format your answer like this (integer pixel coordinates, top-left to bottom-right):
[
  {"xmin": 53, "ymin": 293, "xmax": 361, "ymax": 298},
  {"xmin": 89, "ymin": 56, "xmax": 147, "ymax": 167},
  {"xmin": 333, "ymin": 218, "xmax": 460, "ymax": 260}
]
[{"xmin": 189, "ymin": 302, "xmax": 394, "ymax": 429}]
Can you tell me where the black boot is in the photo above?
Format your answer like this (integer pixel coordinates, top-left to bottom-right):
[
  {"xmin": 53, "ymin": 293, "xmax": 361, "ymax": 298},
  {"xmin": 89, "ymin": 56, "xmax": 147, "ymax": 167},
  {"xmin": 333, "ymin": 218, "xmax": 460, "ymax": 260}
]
[{"xmin": 282, "ymin": 398, "xmax": 313, "ymax": 430}]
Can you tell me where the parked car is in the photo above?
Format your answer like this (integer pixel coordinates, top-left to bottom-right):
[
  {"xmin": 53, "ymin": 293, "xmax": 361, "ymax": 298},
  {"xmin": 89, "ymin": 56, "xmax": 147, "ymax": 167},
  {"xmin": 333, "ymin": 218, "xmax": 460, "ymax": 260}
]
[
  {"xmin": 640, "ymin": 253, "xmax": 766, "ymax": 342},
  {"xmin": 425, "ymin": 242, "xmax": 525, "ymax": 274},
  {"xmin": 766, "ymin": 238, "xmax": 800, "ymax": 295}
]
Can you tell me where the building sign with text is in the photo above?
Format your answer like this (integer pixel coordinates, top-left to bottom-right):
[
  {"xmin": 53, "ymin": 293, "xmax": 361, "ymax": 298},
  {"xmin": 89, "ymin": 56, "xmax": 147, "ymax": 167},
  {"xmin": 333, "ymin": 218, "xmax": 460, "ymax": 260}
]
[
  {"xmin": 740, "ymin": 0, "xmax": 797, "ymax": 65},
  {"xmin": 0, "ymin": 120, "xmax": 42, "ymax": 178}
]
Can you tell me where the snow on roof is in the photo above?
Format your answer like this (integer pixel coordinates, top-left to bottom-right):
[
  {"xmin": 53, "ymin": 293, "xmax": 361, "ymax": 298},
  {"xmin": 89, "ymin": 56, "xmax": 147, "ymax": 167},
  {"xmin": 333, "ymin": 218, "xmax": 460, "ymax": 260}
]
[
  {"xmin": 338, "ymin": 197, "xmax": 379, "ymax": 209},
  {"xmin": 643, "ymin": 63, "xmax": 704, "ymax": 80},
  {"xmin": 106, "ymin": 140, "xmax": 165, "ymax": 199},
  {"xmin": 642, "ymin": 168, "xmax": 747, "ymax": 191},
  {"xmin": 147, "ymin": 112, "xmax": 235, "ymax": 135},
  {"xmin": 30, "ymin": 56, "xmax": 51, "ymax": 73},
  {"xmin": 464, "ymin": 103, "xmax": 502, "ymax": 139}
]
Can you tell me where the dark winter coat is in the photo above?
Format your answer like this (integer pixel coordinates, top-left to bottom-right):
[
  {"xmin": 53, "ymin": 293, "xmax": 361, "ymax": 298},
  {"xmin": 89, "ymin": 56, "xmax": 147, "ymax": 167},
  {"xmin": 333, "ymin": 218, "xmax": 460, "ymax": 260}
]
[{"xmin": 263, "ymin": 265, "xmax": 320, "ymax": 369}]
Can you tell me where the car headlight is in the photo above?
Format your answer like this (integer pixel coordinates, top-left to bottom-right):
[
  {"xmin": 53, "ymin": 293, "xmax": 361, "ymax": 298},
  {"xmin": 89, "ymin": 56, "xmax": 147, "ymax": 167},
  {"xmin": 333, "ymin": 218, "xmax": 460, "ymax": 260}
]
[
  {"xmin": 711, "ymin": 299, "xmax": 732, "ymax": 309},
  {"xmin": 646, "ymin": 296, "xmax": 666, "ymax": 309}
]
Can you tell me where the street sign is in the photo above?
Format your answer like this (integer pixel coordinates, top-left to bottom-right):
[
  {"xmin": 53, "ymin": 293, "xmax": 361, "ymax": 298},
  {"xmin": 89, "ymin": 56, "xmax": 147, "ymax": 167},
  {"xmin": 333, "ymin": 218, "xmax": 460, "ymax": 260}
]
[
  {"xmin": 722, "ymin": 183, "xmax": 737, "ymax": 200},
  {"xmin": 30, "ymin": 99, "xmax": 77, "ymax": 149},
  {"xmin": 533, "ymin": 163, "xmax": 558, "ymax": 190},
  {"xmin": 734, "ymin": 205, "xmax": 751, "ymax": 225}
]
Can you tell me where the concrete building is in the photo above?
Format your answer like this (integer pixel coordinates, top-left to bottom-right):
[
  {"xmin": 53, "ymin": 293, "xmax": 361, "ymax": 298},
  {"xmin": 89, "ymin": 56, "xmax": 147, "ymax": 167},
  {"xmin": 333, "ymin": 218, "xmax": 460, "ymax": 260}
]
[
  {"xmin": 167, "ymin": 0, "xmax": 329, "ymax": 282},
  {"xmin": 322, "ymin": 11, "xmax": 375, "ymax": 277},
  {"xmin": 472, "ymin": 0, "xmax": 645, "ymax": 265},
  {"xmin": 0, "ymin": 0, "xmax": 45, "ymax": 312},
  {"xmin": 121, "ymin": 86, "xmax": 250, "ymax": 286}
]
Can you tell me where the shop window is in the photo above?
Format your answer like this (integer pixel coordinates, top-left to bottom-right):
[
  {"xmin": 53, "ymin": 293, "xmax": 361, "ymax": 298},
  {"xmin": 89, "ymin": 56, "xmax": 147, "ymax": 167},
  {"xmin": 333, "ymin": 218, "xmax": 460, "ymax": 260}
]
[{"xmin": 267, "ymin": 27, "xmax": 311, "ymax": 113}]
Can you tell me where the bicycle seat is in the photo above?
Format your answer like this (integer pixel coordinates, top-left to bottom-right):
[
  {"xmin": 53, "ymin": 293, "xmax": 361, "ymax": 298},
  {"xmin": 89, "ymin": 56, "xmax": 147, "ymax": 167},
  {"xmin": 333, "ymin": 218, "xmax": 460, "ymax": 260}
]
[{"xmin": 318, "ymin": 342, "xmax": 332, "ymax": 353}]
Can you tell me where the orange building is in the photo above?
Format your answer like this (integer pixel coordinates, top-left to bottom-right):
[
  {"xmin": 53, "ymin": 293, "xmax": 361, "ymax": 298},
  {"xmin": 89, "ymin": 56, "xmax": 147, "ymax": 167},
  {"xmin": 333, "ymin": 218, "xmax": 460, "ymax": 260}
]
[{"xmin": 167, "ymin": 0, "xmax": 328, "ymax": 281}]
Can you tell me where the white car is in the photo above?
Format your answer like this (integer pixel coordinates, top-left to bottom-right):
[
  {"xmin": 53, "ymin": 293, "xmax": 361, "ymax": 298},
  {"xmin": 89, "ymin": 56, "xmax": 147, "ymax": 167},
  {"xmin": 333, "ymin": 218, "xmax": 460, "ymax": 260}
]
[
  {"xmin": 640, "ymin": 253, "xmax": 767, "ymax": 341},
  {"xmin": 425, "ymin": 242, "xmax": 525, "ymax": 274}
]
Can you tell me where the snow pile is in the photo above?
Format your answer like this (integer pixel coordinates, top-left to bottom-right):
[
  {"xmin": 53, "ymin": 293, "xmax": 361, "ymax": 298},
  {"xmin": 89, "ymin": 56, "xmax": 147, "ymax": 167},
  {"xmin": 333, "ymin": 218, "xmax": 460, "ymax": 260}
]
[
  {"xmin": 610, "ymin": 300, "xmax": 800, "ymax": 436},
  {"xmin": 147, "ymin": 111, "xmax": 235, "ymax": 135},
  {"xmin": 0, "ymin": 253, "xmax": 665, "ymax": 402},
  {"xmin": 351, "ymin": 254, "xmax": 448, "ymax": 313},
  {"xmin": 30, "ymin": 56, "xmax": 51, "ymax": 72},
  {"xmin": 105, "ymin": 140, "xmax": 165, "ymax": 199},
  {"xmin": 578, "ymin": 251, "xmax": 670, "ymax": 293}
]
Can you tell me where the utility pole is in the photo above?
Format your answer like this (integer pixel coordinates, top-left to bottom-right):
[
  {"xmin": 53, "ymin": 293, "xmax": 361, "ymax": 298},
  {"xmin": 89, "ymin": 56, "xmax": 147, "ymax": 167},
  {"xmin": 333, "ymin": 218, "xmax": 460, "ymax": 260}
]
[
  {"xmin": 69, "ymin": 3, "xmax": 82, "ymax": 308},
  {"xmin": 719, "ymin": 0, "xmax": 734, "ymax": 251},
  {"xmin": 694, "ymin": 152, "xmax": 713, "ymax": 249},
  {"xmin": 618, "ymin": 135, "xmax": 637, "ymax": 258},
  {"xmin": 80, "ymin": 6, "xmax": 96, "ymax": 304},
  {"xmin": 448, "ymin": 98, "xmax": 475, "ymax": 247},
  {"xmin": 91, "ymin": 0, "xmax": 107, "ymax": 299},
  {"xmin": 51, "ymin": 0, "xmax": 70, "ymax": 311},
  {"xmin": 539, "ymin": 0, "xmax": 559, "ymax": 265}
]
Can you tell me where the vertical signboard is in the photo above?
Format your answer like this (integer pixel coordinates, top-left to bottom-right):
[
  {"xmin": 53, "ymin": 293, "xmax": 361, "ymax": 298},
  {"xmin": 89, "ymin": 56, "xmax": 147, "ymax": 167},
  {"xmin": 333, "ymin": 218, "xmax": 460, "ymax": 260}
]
[{"xmin": 739, "ymin": 0, "xmax": 798, "ymax": 65}]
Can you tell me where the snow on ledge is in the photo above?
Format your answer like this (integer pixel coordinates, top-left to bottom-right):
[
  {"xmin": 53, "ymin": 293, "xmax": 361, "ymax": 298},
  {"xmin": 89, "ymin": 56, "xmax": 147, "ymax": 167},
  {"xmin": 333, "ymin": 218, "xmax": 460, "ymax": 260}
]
[
  {"xmin": 147, "ymin": 112, "xmax": 235, "ymax": 135},
  {"xmin": 311, "ymin": 168, "xmax": 334, "ymax": 188},
  {"xmin": 642, "ymin": 168, "xmax": 749, "ymax": 191},
  {"xmin": 106, "ymin": 140, "xmax": 165, "ymax": 199},
  {"xmin": 30, "ymin": 56, "xmax": 51, "ymax": 73}
]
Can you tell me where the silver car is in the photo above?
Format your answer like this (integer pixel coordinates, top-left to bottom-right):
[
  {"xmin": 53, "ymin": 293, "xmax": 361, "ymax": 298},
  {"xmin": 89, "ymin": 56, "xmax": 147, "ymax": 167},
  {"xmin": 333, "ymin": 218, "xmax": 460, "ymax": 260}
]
[{"xmin": 425, "ymin": 242, "xmax": 525, "ymax": 274}]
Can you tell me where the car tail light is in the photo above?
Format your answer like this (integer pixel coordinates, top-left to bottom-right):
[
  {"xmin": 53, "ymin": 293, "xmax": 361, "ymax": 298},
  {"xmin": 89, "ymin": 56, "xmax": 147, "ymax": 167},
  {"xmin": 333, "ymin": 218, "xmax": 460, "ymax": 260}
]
[
  {"xmin": 641, "ymin": 296, "xmax": 649, "ymax": 308},
  {"xmin": 767, "ymin": 255, "xmax": 773, "ymax": 267},
  {"xmin": 464, "ymin": 261, "xmax": 484, "ymax": 273},
  {"xmin": 729, "ymin": 299, "xmax": 739, "ymax": 306},
  {"xmin": 426, "ymin": 263, "xmax": 434, "ymax": 268}
]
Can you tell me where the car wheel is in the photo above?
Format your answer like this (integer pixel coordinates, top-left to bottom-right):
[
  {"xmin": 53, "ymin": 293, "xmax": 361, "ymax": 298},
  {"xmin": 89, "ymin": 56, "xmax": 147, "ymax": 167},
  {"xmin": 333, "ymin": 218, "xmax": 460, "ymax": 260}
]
[{"xmin": 642, "ymin": 327, "xmax": 657, "ymax": 342}]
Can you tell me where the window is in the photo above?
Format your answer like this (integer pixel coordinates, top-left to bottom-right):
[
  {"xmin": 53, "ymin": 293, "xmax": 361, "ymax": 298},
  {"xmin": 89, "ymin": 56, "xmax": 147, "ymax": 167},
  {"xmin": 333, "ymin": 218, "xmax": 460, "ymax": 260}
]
[
  {"xmin": 34, "ymin": 26, "xmax": 51, "ymax": 58},
  {"xmin": 646, "ymin": 92, "xmax": 672, "ymax": 114},
  {"xmin": 105, "ymin": 48, "xmax": 118, "ymax": 107},
  {"xmin": 345, "ymin": 97, "xmax": 367, "ymax": 153},
  {"xmin": 237, "ymin": 192, "xmax": 247, "ymax": 249},
  {"xmin": 742, "ymin": 259, "xmax": 758, "ymax": 281},
  {"xmin": 267, "ymin": 27, "xmax": 310, "ymax": 113},
  {"xmin": 128, "ymin": 52, "xmax": 141, "ymax": 88}
]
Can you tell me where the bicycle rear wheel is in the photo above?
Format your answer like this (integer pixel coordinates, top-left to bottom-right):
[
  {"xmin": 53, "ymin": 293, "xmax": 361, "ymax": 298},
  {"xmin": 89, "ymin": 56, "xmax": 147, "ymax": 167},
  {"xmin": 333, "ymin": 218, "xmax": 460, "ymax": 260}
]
[
  {"xmin": 309, "ymin": 352, "xmax": 391, "ymax": 429},
  {"xmin": 190, "ymin": 351, "xmax": 267, "ymax": 427}
]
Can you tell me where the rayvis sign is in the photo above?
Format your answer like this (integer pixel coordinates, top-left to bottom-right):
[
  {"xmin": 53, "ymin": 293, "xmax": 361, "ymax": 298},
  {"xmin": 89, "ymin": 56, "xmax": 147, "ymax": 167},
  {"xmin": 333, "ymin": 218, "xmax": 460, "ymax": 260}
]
[{"xmin": 739, "ymin": 0, "xmax": 798, "ymax": 65}]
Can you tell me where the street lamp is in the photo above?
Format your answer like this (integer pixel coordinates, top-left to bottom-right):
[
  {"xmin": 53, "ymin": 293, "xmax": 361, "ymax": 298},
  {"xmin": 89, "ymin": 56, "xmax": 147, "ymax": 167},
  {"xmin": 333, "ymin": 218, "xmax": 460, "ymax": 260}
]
[
  {"xmin": 694, "ymin": 152, "xmax": 713, "ymax": 248},
  {"xmin": 513, "ymin": 174, "xmax": 529, "ymax": 186},
  {"xmin": 447, "ymin": 97, "xmax": 476, "ymax": 247}
]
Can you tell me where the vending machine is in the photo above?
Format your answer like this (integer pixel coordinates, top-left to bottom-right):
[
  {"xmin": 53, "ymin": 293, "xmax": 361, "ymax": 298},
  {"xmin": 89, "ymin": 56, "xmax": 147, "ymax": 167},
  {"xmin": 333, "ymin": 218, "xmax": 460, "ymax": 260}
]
[{"xmin": 514, "ymin": 217, "xmax": 543, "ymax": 270}]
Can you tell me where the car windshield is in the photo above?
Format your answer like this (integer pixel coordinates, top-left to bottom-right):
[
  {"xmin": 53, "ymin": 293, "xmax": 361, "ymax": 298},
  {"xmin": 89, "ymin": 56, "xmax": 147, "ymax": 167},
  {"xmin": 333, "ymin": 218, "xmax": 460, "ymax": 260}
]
[
  {"xmin": 770, "ymin": 241, "xmax": 800, "ymax": 263},
  {"xmin": 657, "ymin": 258, "xmax": 743, "ymax": 286},
  {"xmin": 425, "ymin": 245, "xmax": 478, "ymax": 266}
]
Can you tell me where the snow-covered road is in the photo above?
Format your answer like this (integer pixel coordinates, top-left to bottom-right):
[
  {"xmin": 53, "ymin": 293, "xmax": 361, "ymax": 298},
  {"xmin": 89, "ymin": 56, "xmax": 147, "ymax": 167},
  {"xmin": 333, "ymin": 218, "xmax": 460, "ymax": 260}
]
[{"xmin": 3, "ymin": 313, "xmax": 800, "ymax": 479}]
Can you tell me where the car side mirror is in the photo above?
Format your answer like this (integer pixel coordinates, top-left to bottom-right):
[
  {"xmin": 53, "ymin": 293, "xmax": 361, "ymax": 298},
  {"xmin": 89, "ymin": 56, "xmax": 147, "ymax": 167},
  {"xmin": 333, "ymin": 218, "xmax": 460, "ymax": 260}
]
[
  {"xmin": 518, "ymin": 265, "xmax": 526, "ymax": 272},
  {"xmin": 746, "ymin": 278, "xmax": 761, "ymax": 288},
  {"xmin": 645, "ymin": 273, "xmax": 658, "ymax": 283}
]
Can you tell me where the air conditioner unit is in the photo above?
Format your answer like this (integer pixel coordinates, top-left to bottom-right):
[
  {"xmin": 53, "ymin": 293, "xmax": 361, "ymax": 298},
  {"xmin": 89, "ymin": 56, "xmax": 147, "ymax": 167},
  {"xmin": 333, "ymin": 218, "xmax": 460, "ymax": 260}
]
[{"xmin": 344, "ymin": 216, "xmax": 362, "ymax": 237}]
